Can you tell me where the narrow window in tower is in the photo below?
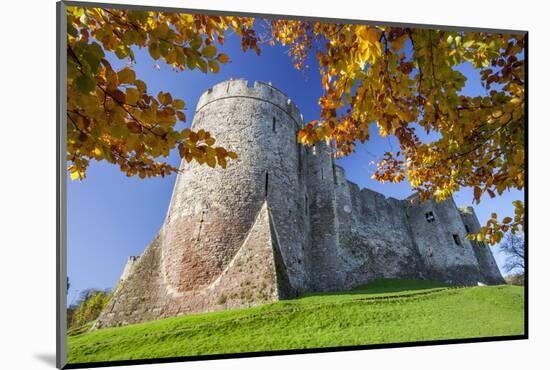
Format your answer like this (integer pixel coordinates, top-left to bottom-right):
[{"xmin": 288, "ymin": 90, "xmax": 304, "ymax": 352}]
[
  {"xmin": 272, "ymin": 117, "xmax": 276, "ymax": 132},
  {"xmin": 452, "ymin": 234, "xmax": 461, "ymax": 246},
  {"xmin": 196, "ymin": 209, "xmax": 205, "ymax": 242},
  {"xmin": 321, "ymin": 168, "xmax": 324, "ymax": 180},
  {"xmin": 265, "ymin": 171, "xmax": 269, "ymax": 196},
  {"xmin": 465, "ymin": 224, "xmax": 470, "ymax": 233},
  {"xmin": 305, "ymin": 195, "xmax": 308, "ymax": 215},
  {"xmin": 298, "ymin": 146, "xmax": 302, "ymax": 176}
]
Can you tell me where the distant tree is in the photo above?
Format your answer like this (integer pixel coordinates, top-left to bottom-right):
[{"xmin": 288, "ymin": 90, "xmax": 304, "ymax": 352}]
[
  {"xmin": 505, "ymin": 273, "xmax": 524, "ymax": 286},
  {"xmin": 68, "ymin": 289, "xmax": 112, "ymax": 329},
  {"xmin": 499, "ymin": 232, "xmax": 524, "ymax": 274}
]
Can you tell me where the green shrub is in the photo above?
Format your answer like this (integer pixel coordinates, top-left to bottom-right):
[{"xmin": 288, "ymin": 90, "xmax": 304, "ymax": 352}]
[{"xmin": 68, "ymin": 289, "xmax": 112, "ymax": 330}]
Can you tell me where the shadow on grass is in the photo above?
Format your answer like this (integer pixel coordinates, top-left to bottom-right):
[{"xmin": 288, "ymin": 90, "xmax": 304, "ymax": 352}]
[{"xmin": 300, "ymin": 279, "xmax": 451, "ymax": 298}]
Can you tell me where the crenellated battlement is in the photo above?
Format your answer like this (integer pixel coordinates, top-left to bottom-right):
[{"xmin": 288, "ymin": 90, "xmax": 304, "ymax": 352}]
[{"xmin": 196, "ymin": 79, "xmax": 304, "ymax": 127}]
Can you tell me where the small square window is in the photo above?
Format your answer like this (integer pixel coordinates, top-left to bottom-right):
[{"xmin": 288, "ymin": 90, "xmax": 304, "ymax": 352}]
[{"xmin": 425, "ymin": 211, "xmax": 435, "ymax": 223}]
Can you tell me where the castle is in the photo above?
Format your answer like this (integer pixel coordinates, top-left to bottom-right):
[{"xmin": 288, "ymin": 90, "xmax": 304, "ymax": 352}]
[{"xmin": 96, "ymin": 80, "xmax": 504, "ymax": 328}]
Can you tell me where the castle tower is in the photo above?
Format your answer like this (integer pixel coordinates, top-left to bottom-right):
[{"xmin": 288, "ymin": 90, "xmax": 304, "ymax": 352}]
[
  {"xmin": 304, "ymin": 141, "xmax": 344, "ymax": 290},
  {"xmin": 163, "ymin": 79, "xmax": 308, "ymax": 294},
  {"xmin": 95, "ymin": 80, "xmax": 308, "ymax": 328},
  {"xmin": 459, "ymin": 206, "xmax": 505, "ymax": 284},
  {"xmin": 405, "ymin": 197, "xmax": 503, "ymax": 285}
]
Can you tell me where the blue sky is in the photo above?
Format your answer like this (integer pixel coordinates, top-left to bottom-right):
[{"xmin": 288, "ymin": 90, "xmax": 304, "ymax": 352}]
[{"xmin": 67, "ymin": 24, "xmax": 523, "ymax": 305}]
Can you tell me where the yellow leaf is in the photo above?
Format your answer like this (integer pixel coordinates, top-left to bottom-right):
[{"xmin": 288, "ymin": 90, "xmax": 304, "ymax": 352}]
[
  {"xmin": 70, "ymin": 171, "xmax": 80, "ymax": 181},
  {"xmin": 499, "ymin": 112, "xmax": 512, "ymax": 124},
  {"xmin": 358, "ymin": 26, "xmax": 382, "ymax": 44},
  {"xmin": 208, "ymin": 60, "xmax": 220, "ymax": 73},
  {"xmin": 391, "ymin": 34, "xmax": 407, "ymax": 51},
  {"xmin": 158, "ymin": 92, "xmax": 172, "ymax": 105},
  {"xmin": 176, "ymin": 111, "xmax": 186, "ymax": 122},
  {"xmin": 218, "ymin": 156, "xmax": 227, "ymax": 169},
  {"xmin": 148, "ymin": 42, "xmax": 161, "ymax": 60},
  {"xmin": 117, "ymin": 68, "xmax": 136, "ymax": 84},
  {"xmin": 181, "ymin": 129, "xmax": 191, "ymax": 139},
  {"xmin": 196, "ymin": 58, "xmax": 207, "ymax": 73},
  {"xmin": 125, "ymin": 88, "xmax": 140, "ymax": 105},
  {"xmin": 473, "ymin": 186, "xmax": 482, "ymax": 203},
  {"xmin": 134, "ymin": 79, "xmax": 147, "ymax": 92},
  {"xmin": 172, "ymin": 99, "xmax": 185, "ymax": 109},
  {"xmin": 217, "ymin": 53, "xmax": 230, "ymax": 64},
  {"xmin": 206, "ymin": 152, "xmax": 216, "ymax": 168},
  {"xmin": 201, "ymin": 45, "xmax": 217, "ymax": 59}
]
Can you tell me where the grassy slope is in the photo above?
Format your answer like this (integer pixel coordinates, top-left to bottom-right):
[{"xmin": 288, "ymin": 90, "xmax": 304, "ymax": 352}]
[{"xmin": 67, "ymin": 280, "xmax": 524, "ymax": 364}]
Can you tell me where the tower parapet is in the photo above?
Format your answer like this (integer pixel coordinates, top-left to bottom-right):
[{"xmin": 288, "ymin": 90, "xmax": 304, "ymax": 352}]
[
  {"xmin": 196, "ymin": 79, "xmax": 304, "ymax": 127},
  {"xmin": 118, "ymin": 256, "xmax": 140, "ymax": 283}
]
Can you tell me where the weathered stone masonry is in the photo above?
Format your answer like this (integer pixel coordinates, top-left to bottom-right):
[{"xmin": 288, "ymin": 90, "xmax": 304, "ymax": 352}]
[{"xmin": 95, "ymin": 80, "xmax": 504, "ymax": 328}]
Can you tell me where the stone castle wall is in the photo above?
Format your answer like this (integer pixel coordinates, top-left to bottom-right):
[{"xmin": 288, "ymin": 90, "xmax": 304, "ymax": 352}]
[
  {"xmin": 118, "ymin": 256, "xmax": 140, "ymax": 283},
  {"xmin": 96, "ymin": 80, "xmax": 504, "ymax": 328},
  {"xmin": 332, "ymin": 167, "xmax": 426, "ymax": 289},
  {"xmin": 406, "ymin": 196, "xmax": 484, "ymax": 284},
  {"xmin": 459, "ymin": 206, "xmax": 504, "ymax": 284}
]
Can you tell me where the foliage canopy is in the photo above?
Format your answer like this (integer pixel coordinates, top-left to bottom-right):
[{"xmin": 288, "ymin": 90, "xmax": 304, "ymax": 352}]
[{"xmin": 66, "ymin": 7, "xmax": 525, "ymax": 244}]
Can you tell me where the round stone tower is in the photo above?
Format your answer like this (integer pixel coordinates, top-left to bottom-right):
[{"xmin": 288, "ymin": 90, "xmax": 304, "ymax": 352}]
[{"xmin": 161, "ymin": 79, "xmax": 309, "ymax": 295}]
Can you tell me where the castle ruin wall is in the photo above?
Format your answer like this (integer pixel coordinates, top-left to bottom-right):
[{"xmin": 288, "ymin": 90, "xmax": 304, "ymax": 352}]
[{"xmin": 331, "ymin": 165, "xmax": 426, "ymax": 288}]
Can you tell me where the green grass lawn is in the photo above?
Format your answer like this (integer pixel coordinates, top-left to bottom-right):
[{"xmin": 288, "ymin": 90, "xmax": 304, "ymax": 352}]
[{"xmin": 67, "ymin": 280, "xmax": 524, "ymax": 364}]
